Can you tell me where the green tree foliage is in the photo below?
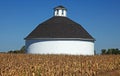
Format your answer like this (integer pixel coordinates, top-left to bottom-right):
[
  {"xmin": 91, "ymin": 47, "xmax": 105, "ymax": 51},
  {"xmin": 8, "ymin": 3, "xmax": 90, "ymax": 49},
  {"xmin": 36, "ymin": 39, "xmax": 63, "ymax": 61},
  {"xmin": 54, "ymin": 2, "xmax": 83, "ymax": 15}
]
[
  {"xmin": 8, "ymin": 46, "xmax": 25, "ymax": 54},
  {"xmin": 101, "ymin": 49, "xmax": 106, "ymax": 55},
  {"xmin": 101, "ymin": 48, "xmax": 120, "ymax": 55},
  {"xmin": 20, "ymin": 46, "xmax": 25, "ymax": 53}
]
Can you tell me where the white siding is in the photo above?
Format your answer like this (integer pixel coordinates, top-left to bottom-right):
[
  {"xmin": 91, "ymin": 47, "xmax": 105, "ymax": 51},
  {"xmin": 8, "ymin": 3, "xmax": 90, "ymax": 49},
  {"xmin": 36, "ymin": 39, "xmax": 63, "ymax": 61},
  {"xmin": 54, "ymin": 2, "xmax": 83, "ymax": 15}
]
[
  {"xmin": 54, "ymin": 9, "xmax": 66, "ymax": 17},
  {"xmin": 26, "ymin": 40, "xmax": 94, "ymax": 55}
]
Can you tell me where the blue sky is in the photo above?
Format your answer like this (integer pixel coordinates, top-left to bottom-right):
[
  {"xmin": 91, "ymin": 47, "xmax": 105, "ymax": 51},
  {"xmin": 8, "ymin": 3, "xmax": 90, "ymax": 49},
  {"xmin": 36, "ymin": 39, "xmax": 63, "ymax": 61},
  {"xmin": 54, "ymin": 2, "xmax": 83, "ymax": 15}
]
[{"xmin": 0, "ymin": 0, "xmax": 120, "ymax": 54}]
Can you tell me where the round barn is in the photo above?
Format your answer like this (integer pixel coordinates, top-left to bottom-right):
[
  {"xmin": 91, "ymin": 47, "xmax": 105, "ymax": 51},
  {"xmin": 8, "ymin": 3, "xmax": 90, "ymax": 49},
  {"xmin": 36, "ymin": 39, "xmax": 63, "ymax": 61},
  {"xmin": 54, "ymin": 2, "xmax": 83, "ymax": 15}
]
[{"xmin": 25, "ymin": 6, "xmax": 95, "ymax": 55}]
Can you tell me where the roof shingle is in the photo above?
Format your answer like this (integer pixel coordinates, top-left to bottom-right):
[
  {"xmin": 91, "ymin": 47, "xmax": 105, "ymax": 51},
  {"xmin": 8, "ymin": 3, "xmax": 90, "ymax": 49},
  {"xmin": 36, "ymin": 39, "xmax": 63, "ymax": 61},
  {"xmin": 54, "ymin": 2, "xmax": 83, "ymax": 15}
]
[{"xmin": 25, "ymin": 16, "xmax": 95, "ymax": 41}]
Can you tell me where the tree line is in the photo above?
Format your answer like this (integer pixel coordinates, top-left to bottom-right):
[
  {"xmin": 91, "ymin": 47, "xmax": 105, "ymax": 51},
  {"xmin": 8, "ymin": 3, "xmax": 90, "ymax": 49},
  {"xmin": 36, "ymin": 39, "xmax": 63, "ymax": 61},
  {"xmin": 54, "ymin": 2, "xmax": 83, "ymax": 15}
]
[
  {"xmin": 101, "ymin": 48, "xmax": 120, "ymax": 55},
  {"xmin": 6, "ymin": 46, "xmax": 120, "ymax": 55},
  {"xmin": 8, "ymin": 46, "xmax": 25, "ymax": 53}
]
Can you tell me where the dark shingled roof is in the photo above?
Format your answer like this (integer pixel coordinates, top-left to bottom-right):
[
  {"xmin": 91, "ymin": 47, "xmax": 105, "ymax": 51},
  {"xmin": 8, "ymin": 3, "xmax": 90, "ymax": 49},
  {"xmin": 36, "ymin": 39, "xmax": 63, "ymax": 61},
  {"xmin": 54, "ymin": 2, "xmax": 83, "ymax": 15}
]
[{"xmin": 25, "ymin": 16, "xmax": 95, "ymax": 41}]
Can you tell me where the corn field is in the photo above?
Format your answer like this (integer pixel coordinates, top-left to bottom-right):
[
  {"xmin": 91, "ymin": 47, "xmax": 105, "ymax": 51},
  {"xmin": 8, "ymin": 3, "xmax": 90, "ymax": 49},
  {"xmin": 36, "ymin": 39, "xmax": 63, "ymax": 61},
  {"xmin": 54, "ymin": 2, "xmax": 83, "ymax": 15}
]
[{"xmin": 0, "ymin": 53, "xmax": 120, "ymax": 76}]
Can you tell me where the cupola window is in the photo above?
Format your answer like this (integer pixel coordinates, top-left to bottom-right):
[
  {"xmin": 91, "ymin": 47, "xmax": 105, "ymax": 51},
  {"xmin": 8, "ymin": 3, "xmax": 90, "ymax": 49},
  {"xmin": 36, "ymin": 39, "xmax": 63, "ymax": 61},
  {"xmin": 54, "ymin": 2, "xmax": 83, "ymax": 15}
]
[{"xmin": 54, "ymin": 6, "xmax": 67, "ymax": 17}]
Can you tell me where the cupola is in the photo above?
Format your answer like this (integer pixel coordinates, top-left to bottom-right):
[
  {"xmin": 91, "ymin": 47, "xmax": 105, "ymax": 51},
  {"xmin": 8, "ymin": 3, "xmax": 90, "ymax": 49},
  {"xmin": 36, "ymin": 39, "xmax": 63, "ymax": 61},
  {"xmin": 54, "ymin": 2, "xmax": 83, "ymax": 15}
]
[{"xmin": 54, "ymin": 5, "xmax": 67, "ymax": 17}]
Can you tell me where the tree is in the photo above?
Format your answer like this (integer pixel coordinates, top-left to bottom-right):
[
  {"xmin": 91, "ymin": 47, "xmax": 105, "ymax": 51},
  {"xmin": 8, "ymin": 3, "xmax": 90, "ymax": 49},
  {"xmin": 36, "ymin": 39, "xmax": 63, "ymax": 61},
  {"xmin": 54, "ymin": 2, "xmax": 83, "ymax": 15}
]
[
  {"xmin": 20, "ymin": 46, "xmax": 25, "ymax": 53},
  {"xmin": 8, "ymin": 46, "xmax": 25, "ymax": 54},
  {"xmin": 106, "ymin": 49, "xmax": 113, "ymax": 54},
  {"xmin": 101, "ymin": 49, "xmax": 106, "ymax": 55},
  {"xmin": 101, "ymin": 48, "xmax": 120, "ymax": 55}
]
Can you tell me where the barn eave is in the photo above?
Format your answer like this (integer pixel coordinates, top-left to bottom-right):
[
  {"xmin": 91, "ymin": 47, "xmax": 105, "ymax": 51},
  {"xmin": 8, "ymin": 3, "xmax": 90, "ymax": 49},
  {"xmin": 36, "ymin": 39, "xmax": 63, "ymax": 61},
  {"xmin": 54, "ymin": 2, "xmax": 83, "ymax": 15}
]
[{"xmin": 24, "ymin": 38, "xmax": 95, "ymax": 42}]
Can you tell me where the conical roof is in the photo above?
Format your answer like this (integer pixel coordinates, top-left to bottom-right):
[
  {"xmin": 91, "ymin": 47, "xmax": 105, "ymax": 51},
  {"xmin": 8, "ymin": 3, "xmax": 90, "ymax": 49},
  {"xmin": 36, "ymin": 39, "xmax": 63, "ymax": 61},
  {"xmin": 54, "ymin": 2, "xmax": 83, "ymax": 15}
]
[{"xmin": 25, "ymin": 16, "xmax": 95, "ymax": 41}]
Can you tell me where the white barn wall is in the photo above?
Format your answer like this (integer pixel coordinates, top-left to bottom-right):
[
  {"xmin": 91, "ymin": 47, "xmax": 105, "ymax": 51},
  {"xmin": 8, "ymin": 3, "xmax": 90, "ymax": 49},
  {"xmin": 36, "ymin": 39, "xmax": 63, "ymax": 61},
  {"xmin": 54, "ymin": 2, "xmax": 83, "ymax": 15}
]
[{"xmin": 26, "ymin": 39, "xmax": 94, "ymax": 55}]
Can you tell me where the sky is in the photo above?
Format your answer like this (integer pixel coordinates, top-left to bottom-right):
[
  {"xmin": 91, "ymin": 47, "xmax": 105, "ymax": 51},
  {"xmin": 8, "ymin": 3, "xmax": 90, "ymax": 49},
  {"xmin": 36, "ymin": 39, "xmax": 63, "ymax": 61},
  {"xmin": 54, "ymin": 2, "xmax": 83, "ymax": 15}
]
[{"xmin": 0, "ymin": 0, "xmax": 120, "ymax": 54}]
